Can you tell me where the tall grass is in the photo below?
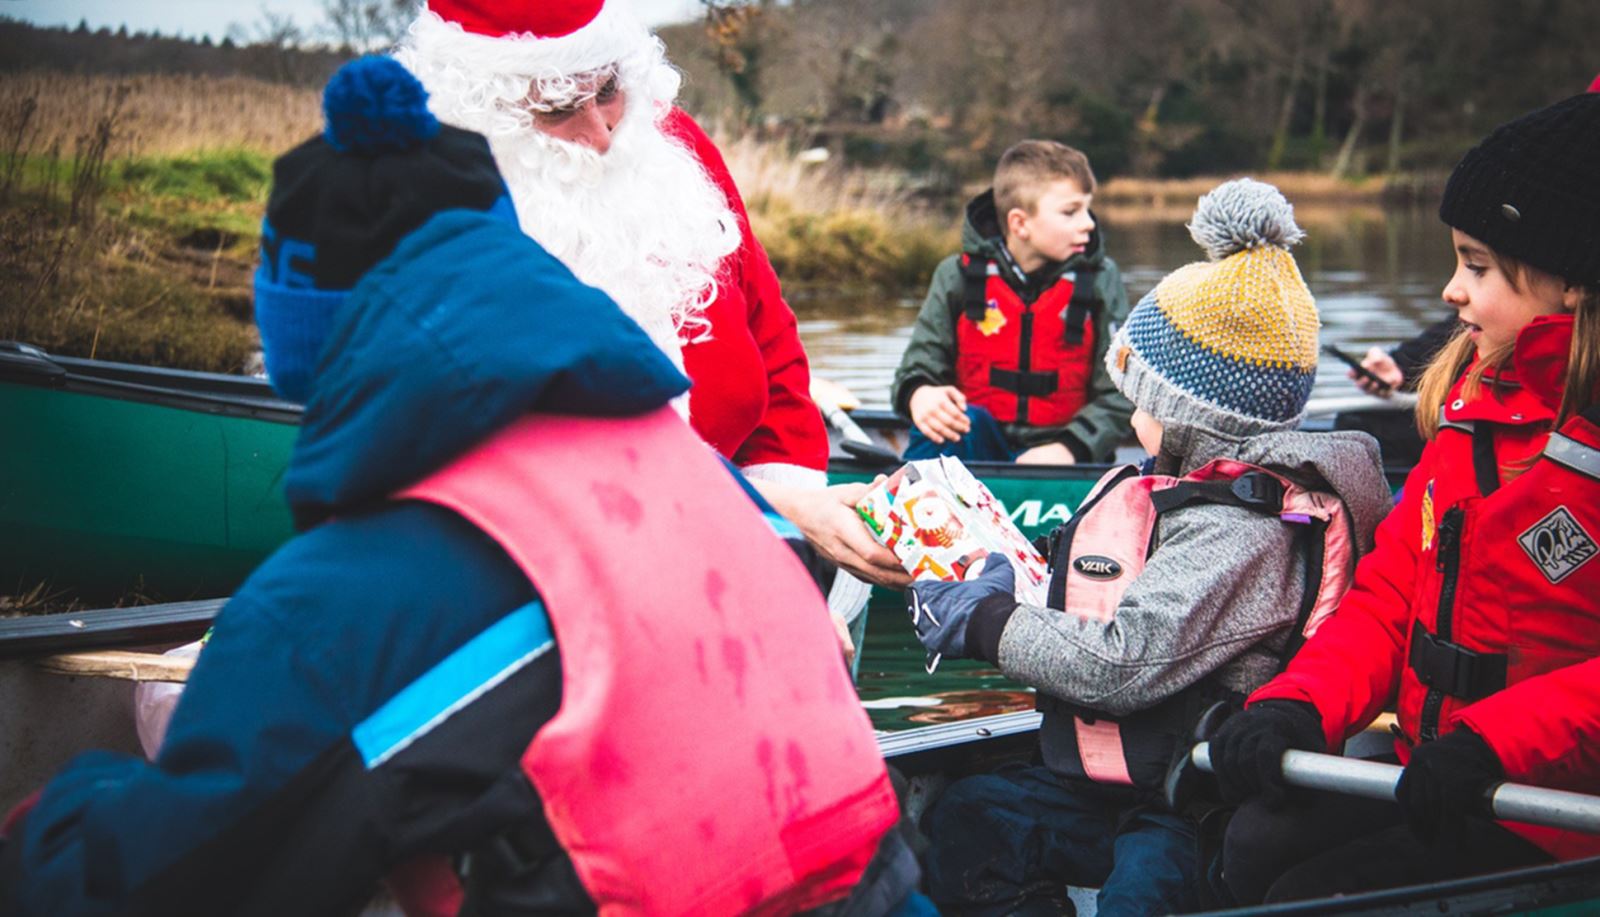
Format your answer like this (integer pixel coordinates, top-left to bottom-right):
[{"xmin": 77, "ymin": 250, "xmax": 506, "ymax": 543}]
[
  {"xmin": 716, "ymin": 131, "xmax": 956, "ymax": 292},
  {"xmin": 0, "ymin": 73, "xmax": 320, "ymax": 157},
  {"xmin": 0, "ymin": 75, "xmax": 263, "ymax": 372}
]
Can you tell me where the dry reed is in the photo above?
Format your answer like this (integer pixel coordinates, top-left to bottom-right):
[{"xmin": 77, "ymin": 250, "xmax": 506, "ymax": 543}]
[
  {"xmin": 0, "ymin": 72, "xmax": 320, "ymax": 157},
  {"xmin": 715, "ymin": 129, "xmax": 956, "ymax": 290}
]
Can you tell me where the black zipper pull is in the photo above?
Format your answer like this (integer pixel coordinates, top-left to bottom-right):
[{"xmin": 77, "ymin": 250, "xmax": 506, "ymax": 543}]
[{"xmin": 1435, "ymin": 507, "xmax": 1462, "ymax": 573}]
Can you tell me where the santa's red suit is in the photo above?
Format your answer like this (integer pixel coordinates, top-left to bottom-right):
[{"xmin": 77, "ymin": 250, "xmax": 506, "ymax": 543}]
[
  {"xmin": 394, "ymin": 0, "xmax": 829, "ymax": 487},
  {"xmin": 664, "ymin": 108, "xmax": 829, "ymax": 478}
]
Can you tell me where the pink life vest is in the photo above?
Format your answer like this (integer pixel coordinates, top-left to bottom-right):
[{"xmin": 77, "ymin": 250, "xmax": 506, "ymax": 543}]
[
  {"xmin": 1037, "ymin": 460, "xmax": 1356, "ymax": 787},
  {"xmin": 389, "ymin": 407, "xmax": 897, "ymax": 916}
]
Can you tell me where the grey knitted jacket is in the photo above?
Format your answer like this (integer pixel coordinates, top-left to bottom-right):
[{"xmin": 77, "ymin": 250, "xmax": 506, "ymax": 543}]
[{"xmin": 997, "ymin": 425, "xmax": 1392, "ymax": 717}]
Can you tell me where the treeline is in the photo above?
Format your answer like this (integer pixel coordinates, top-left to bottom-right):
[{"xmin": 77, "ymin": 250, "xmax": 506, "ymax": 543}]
[
  {"xmin": 6, "ymin": 0, "xmax": 1596, "ymax": 187},
  {"xmin": 0, "ymin": 18, "xmax": 347, "ymax": 87},
  {"xmin": 662, "ymin": 0, "xmax": 1600, "ymax": 183}
]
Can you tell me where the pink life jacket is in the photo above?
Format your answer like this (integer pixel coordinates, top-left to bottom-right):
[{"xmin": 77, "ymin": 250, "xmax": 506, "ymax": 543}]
[
  {"xmin": 1036, "ymin": 460, "xmax": 1356, "ymax": 788},
  {"xmin": 388, "ymin": 407, "xmax": 897, "ymax": 916}
]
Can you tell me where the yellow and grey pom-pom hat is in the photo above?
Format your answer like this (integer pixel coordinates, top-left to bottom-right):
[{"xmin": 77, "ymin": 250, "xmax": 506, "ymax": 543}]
[{"xmin": 1106, "ymin": 178, "xmax": 1320, "ymax": 438}]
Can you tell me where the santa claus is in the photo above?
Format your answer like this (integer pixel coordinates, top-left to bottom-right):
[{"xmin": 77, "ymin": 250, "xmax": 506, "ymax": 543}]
[
  {"xmin": 394, "ymin": 0, "xmax": 829, "ymax": 488},
  {"xmin": 393, "ymin": 0, "xmax": 909, "ymax": 595}
]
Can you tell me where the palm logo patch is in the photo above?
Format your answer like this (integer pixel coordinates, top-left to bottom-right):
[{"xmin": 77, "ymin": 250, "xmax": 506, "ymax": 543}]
[{"xmin": 1517, "ymin": 506, "xmax": 1598, "ymax": 584}]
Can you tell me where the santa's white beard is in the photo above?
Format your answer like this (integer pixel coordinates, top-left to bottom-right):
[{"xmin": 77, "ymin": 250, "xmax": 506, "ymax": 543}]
[{"xmin": 489, "ymin": 105, "xmax": 742, "ymax": 370}]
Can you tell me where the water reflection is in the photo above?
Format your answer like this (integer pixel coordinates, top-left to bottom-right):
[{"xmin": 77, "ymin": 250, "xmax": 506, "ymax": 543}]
[{"xmin": 795, "ymin": 205, "xmax": 1456, "ymax": 410}]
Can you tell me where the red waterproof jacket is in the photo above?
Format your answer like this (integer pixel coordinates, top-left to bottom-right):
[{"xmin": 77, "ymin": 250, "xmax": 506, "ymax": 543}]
[{"xmin": 1253, "ymin": 315, "xmax": 1600, "ymax": 860}]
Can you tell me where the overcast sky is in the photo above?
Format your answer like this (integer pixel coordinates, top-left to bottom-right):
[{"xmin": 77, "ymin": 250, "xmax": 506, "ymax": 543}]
[{"xmin": 1, "ymin": 0, "xmax": 702, "ymax": 42}]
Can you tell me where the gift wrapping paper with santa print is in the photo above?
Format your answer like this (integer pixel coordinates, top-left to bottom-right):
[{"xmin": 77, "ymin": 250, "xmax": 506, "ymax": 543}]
[{"xmin": 855, "ymin": 456, "xmax": 1049, "ymax": 606}]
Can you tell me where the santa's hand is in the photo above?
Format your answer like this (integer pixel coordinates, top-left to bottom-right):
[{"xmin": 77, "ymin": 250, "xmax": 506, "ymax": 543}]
[
  {"xmin": 905, "ymin": 555, "xmax": 1015, "ymax": 671},
  {"xmin": 798, "ymin": 482, "xmax": 912, "ymax": 588}
]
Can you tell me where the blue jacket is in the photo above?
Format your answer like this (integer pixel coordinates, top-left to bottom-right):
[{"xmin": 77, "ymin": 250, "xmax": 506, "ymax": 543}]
[{"xmin": 0, "ymin": 211, "xmax": 694, "ymax": 916}]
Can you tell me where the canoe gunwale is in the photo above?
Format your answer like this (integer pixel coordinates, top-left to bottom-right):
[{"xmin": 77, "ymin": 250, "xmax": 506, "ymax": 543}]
[
  {"xmin": 0, "ymin": 599, "xmax": 221, "ymax": 660},
  {"xmin": 0, "ymin": 342, "xmax": 301, "ymax": 424},
  {"xmin": 1192, "ymin": 849, "xmax": 1600, "ymax": 915}
]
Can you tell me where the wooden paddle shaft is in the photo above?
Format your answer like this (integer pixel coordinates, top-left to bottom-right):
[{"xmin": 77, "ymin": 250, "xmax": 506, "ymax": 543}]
[
  {"xmin": 1191, "ymin": 743, "xmax": 1600, "ymax": 836},
  {"xmin": 37, "ymin": 650, "xmax": 193, "ymax": 683}
]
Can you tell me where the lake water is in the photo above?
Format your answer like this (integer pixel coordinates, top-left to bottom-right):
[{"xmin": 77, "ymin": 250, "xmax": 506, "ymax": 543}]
[
  {"xmin": 794, "ymin": 204, "xmax": 1456, "ymax": 411},
  {"xmin": 799, "ymin": 204, "xmax": 1455, "ymax": 730}
]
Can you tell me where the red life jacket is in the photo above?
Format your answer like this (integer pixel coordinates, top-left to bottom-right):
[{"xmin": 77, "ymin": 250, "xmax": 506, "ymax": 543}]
[
  {"xmin": 1036, "ymin": 460, "xmax": 1355, "ymax": 788},
  {"xmin": 388, "ymin": 407, "xmax": 897, "ymax": 916},
  {"xmin": 1397, "ymin": 404, "xmax": 1600, "ymax": 859},
  {"xmin": 953, "ymin": 254, "xmax": 1098, "ymax": 426}
]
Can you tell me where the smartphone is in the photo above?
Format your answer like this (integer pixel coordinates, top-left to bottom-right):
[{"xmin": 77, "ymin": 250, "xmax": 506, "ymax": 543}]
[{"xmin": 1321, "ymin": 344, "xmax": 1392, "ymax": 392}]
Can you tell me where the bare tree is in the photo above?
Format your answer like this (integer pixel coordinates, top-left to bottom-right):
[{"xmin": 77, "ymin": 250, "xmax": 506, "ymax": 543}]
[
  {"xmin": 321, "ymin": 0, "xmax": 419, "ymax": 53},
  {"xmin": 226, "ymin": 7, "xmax": 307, "ymax": 83}
]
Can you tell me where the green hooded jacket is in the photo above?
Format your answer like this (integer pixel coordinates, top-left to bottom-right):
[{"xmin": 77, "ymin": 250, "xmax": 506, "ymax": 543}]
[{"xmin": 891, "ymin": 189, "xmax": 1134, "ymax": 461}]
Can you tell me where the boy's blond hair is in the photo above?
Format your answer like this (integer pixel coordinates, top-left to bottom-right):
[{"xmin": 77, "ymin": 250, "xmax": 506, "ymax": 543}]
[{"xmin": 994, "ymin": 140, "xmax": 1096, "ymax": 234}]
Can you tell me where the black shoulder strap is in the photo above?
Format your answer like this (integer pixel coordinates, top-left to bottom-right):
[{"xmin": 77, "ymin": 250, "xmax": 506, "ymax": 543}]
[
  {"xmin": 957, "ymin": 254, "xmax": 990, "ymax": 323},
  {"xmin": 1470, "ymin": 423, "xmax": 1501, "ymax": 496},
  {"xmin": 1149, "ymin": 473, "xmax": 1285, "ymax": 516},
  {"xmin": 1278, "ymin": 518, "xmax": 1327, "ymax": 670},
  {"xmin": 1063, "ymin": 265, "xmax": 1100, "ymax": 347}
]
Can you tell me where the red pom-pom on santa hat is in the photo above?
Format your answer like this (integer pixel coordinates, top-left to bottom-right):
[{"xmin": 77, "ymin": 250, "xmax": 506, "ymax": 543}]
[{"xmin": 427, "ymin": 0, "xmax": 605, "ymax": 39}]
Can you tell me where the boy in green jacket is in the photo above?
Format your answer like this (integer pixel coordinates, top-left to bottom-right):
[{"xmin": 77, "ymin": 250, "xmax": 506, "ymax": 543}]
[{"xmin": 892, "ymin": 140, "xmax": 1133, "ymax": 464}]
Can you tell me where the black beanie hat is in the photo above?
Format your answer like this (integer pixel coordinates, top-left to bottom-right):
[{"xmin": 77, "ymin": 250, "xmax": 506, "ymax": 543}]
[
  {"xmin": 1439, "ymin": 92, "xmax": 1600, "ymax": 288},
  {"xmin": 254, "ymin": 55, "xmax": 515, "ymax": 401}
]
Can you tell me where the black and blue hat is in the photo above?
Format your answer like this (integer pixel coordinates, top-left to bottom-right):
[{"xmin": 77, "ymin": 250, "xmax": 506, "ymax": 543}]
[{"xmin": 254, "ymin": 55, "xmax": 517, "ymax": 402}]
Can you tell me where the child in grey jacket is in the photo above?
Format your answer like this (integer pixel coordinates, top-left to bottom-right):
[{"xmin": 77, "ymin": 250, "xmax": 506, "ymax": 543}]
[{"xmin": 904, "ymin": 179, "xmax": 1394, "ymax": 917}]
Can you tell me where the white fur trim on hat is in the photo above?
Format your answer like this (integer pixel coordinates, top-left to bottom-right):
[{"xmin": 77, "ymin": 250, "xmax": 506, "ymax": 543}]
[{"xmin": 404, "ymin": 3, "xmax": 649, "ymax": 80}]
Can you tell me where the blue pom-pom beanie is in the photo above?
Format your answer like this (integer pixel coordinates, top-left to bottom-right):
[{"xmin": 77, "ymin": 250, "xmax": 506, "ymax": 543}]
[{"xmin": 253, "ymin": 55, "xmax": 515, "ymax": 402}]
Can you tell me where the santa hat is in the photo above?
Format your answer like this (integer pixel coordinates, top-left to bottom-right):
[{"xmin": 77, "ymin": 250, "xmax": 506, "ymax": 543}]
[{"xmin": 408, "ymin": 0, "xmax": 650, "ymax": 78}]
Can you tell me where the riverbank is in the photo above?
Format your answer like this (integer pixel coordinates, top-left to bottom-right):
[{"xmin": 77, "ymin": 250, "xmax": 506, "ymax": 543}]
[{"xmin": 0, "ymin": 72, "xmax": 1442, "ymax": 373}]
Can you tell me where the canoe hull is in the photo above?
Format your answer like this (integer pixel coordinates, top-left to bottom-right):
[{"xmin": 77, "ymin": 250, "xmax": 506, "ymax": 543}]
[{"xmin": 2, "ymin": 344, "xmax": 1143, "ymax": 602}]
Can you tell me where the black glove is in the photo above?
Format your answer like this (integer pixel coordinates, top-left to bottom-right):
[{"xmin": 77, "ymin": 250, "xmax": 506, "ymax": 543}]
[
  {"xmin": 1208, "ymin": 699, "xmax": 1325, "ymax": 806},
  {"xmin": 905, "ymin": 554, "xmax": 1016, "ymax": 672},
  {"xmin": 1395, "ymin": 727, "xmax": 1503, "ymax": 844}
]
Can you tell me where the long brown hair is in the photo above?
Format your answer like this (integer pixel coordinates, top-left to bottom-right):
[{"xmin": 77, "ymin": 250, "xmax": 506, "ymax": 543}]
[{"xmin": 1415, "ymin": 247, "xmax": 1600, "ymax": 441}]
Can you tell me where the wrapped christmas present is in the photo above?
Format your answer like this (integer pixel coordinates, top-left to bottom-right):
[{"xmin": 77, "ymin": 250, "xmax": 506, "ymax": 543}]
[{"xmin": 855, "ymin": 456, "xmax": 1049, "ymax": 606}]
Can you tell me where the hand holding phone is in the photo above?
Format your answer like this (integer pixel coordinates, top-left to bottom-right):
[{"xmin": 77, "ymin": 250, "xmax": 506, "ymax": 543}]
[{"xmin": 1322, "ymin": 344, "xmax": 1393, "ymax": 393}]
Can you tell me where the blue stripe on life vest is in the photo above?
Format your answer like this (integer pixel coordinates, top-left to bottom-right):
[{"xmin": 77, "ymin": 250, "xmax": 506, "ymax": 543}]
[
  {"xmin": 352, "ymin": 600, "xmax": 554, "ymax": 769},
  {"xmin": 764, "ymin": 510, "xmax": 803, "ymax": 541}
]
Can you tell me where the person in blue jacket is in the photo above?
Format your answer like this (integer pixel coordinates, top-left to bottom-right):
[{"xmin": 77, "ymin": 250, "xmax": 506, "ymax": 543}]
[{"xmin": 0, "ymin": 57, "xmax": 925, "ymax": 917}]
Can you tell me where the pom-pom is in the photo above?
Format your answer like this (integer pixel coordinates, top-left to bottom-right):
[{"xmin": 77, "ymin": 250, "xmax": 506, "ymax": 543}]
[
  {"xmin": 1187, "ymin": 178, "xmax": 1305, "ymax": 260},
  {"xmin": 323, "ymin": 56, "xmax": 441, "ymax": 155}
]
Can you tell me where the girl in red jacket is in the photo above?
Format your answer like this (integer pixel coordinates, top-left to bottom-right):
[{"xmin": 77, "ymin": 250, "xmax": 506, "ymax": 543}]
[{"xmin": 1207, "ymin": 92, "xmax": 1600, "ymax": 905}]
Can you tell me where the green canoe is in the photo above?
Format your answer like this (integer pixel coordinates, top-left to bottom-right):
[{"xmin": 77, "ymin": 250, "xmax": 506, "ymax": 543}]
[{"xmin": 4, "ymin": 340, "xmax": 1263, "ymax": 604}]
